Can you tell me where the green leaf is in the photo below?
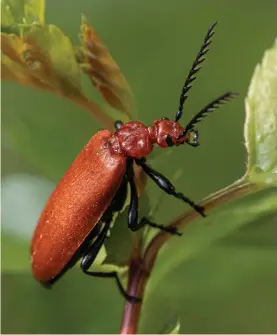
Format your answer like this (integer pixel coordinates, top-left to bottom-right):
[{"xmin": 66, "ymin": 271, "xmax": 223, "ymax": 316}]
[
  {"xmin": 1, "ymin": 0, "xmax": 45, "ymax": 26},
  {"xmin": 140, "ymin": 188, "xmax": 277, "ymax": 333},
  {"xmin": 159, "ymin": 317, "xmax": 180, "ymax": 334},
  {"xmin": 1, "ymin": 23, "xmax": 115, "ymax": 130},
  {"xmin": 142, "ymin": 239, "xmax": 277, "ymax": 333},
  {"xmin": 1, "ymin": 25, "xmax": 81, "ymax": 95},
  {"xmin": 139, "ymin": 40, "xmax": 277, "ymax": 332},
  {"xmin": 26, "ymin": 24, "xmax": 82, "ymax": 93},
  {"xmin": 146, "ymin": 187, "xmax": 276, "ymax": 291},
  {"xmin": 244, "ymin": 39, "xmax": 277, "ymax": 186}
]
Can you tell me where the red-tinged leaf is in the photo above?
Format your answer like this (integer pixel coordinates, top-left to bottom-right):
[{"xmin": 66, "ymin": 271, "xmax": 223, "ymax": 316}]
[{"xmin": 77, "ymin": 15, "xmax": 135, "ymax": 121}]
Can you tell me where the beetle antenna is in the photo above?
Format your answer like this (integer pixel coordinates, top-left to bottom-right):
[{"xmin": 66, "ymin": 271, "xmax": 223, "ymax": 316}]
[
  {"xmin": 178, "ymin": 92, "xmax": 239, "ymax": 139},
  {"xmin": 175, "ymin": 21, "xmax": 217, "ymax": 122}
]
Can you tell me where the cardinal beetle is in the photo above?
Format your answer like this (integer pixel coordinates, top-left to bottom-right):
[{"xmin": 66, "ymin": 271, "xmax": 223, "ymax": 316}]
[{"xmin": 31, "ymin": 21, "xmax": 238, "ymax": 302}]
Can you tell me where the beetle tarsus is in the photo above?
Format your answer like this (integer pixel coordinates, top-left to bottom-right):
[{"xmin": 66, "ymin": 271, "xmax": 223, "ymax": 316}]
[
  {"xmin": 82, "ymin": 269, "xmax": 142, "ymax": 304},
  {"xmin": 141, "ymin": 216, "xmax": 182, "ymax": 236}
]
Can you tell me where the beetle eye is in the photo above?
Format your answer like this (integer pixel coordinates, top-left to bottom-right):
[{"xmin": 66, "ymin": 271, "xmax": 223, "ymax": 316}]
[{"xmin": 188, "ymin": 129, "xmax": 199, "ymax": 147}]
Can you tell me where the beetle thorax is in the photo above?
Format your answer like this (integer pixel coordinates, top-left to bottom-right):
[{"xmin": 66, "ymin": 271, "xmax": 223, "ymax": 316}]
[
  {"xmin": 110, "ymin": 121, "xmax": 153, "ymax": 158},
  {"xmin": 109, "ymin": 120, "xmax": 187, "ymax": 158}
]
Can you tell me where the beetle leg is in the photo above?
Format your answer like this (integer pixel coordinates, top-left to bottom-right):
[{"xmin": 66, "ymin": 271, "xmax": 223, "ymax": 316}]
[
  {"xmin": 114, "ymin": 120, "xmax": 123, "ymax": 130},
  {"xmin": 81, "ymin": 269, "xmax": 141, "ymax": 303},
  {"xmin": 165, "ymin": 134, "xmax": 174, "ymax": 147},
  {"xmin": 135, "ymin": 159, "xmax": 206, "ymax": 217},
  {"xmin": 140, "ymin": 216, "xmax": 182, "ymax": 236},
  {"xmin": 125, "ymin": 159, "xmax": 141, "ymax": 231},
  {"xmin": 81, "ymin": 221, "xmax": 111, "ymax": 270},
  {"xmin": 80, "ymin": 220, "xmax": 141, "ymax": 303},
  {"xmin": 126, "ymin": 159, "xmax": 186, "ymax": 231}
]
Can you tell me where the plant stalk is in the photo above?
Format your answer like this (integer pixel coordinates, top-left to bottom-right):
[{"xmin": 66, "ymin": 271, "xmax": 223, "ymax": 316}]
[{"xmin": 120, "ymin": 178, "xmax": 260, "ymax": 334}]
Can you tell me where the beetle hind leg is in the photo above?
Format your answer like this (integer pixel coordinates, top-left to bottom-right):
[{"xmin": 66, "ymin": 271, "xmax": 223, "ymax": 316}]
[
  {"xmin": 81, "ymin": 221, "xmax": 111, "ymax": 271},
  {"xmin": 80, "ymin": 220, "xmax": 141, "ymax": 304},
  {"xmin": 82, "ymin": 269, "xmax": 141, "ymax": 304}
]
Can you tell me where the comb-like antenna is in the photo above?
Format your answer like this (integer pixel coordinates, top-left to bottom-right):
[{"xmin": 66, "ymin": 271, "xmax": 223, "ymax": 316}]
[
  {"xmin": 175, "ymin": 21, "xmax": 217, "ymax": 122},
  {"xmin": 178, "ymin": 92, "xmax": 239, "ymax": 139}
]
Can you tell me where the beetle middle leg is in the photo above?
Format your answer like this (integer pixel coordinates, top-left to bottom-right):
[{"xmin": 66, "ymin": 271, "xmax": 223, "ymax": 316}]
[
  {"xmin": 126, "ymin": 159, "xmax": 182, "ymax": 235},
  {"xmin": 135, "ymin": 158, "xmax": 205, "ymax": 217},
  {"xmin": 140, "ymin": 216, "xmax": 182, "ymax": 236}
]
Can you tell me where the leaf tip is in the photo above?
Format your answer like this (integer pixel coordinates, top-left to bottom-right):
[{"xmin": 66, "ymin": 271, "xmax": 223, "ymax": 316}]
[{"xmin": 244, "ymin": 38, "xmax": 277, "ymax": 185}]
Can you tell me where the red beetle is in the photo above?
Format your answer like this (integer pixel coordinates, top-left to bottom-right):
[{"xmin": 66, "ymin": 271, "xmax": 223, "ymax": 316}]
[{"xmin": 31, "ymin": 22, "xmax": 237, "ymax": 302}]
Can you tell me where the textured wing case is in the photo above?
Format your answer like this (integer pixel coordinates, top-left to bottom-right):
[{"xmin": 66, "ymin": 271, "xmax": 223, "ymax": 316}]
[{"xmin": 31, "ymin": 130, "xmax": 126, "ymax": 281}]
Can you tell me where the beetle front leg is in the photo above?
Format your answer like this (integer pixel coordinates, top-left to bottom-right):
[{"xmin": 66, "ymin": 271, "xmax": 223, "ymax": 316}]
[
  {"xmin": 136, "ymin": 159, "xmax": 205, "ymax": 217},
  {"xmin": 114, "ymin": 120, "xmax": 123, "ymax": 130}
]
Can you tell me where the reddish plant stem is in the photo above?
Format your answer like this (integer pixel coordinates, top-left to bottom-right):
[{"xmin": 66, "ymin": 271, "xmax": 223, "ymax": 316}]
[
  {"xmin": 144, "ymin": 179, "xmax": 258, "ymax": 269},
  {"xmin": 120, "ymin": 256, "xmax": 149, "ymax": 334},
  {"xmin": 120, "ymin": 179, "xmax": 259, "ymax": 334}
]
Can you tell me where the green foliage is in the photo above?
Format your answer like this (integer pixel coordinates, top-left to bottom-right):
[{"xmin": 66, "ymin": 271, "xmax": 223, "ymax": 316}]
[
  {"xmin": 1, "ymin": 0, "xmax": 45, "ymax": 26},
  {"xmin": 139, "ymin": 39, "xmax": 277, "ymax": 333},
  {"xmin": 3, "ymin": 24, "xmax": 81, "ymax": 92},
  {"xmin": 146, "ymin": 40, "xmax": 277, "ymax": 284},
  {"xmin": 244, "ymin": 39, "xmax": 277, "ymax": 186},
  {"xmin": 145, "ymin": 189, "xmax": 276, "ymax": 290},
  {"xmin": 140, "ymin": 213, "xmax": 277, "ymax": 334},
  {"xmin": 1, "ymin": 24, "xmax": 114, "ymax": 129},
  {"xmin": 1, "ymin": 2, "xmax": 134, "ymax": 130},
  {"xmin": 159, "ymin": 316, "xmax": 180, "ymax": 334}
]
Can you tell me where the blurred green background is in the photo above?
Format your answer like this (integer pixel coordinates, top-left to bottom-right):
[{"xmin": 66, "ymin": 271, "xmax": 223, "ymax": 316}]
[{"xmin": 2, "ymin": 0, "xmax": 277, "ymax": 333}]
